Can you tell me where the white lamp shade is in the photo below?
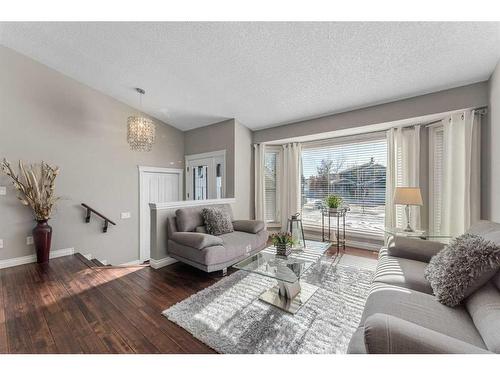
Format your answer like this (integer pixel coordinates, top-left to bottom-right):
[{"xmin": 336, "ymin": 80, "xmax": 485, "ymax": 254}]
[{"xmin": 393, "ymin": 187, "xmax": 423, "ymax": 206}]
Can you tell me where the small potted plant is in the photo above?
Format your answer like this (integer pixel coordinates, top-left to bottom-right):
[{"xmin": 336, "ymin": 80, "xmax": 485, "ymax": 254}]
[
  {"xmin": 1, "ymin": 159, "xmax": 60, "ymax": 263},
  {"xmin": 324, "ymin": 194, "xmax": 343, "ymax": 212},
  {"xmin": 271, "ymin": 232, "xmax": 295, "ymax": 257}
]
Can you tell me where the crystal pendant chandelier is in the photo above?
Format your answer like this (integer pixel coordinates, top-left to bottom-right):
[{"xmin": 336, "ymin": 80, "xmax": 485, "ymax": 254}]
[{"xmin": 127, "ymin": 88, "xmax": 155, "ymax": 152}]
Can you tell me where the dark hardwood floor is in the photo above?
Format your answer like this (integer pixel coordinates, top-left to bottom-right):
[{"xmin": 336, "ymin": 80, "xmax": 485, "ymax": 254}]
[{"xmin": 0, "ymin": 246, "xmax": 377, "ymax": 354}]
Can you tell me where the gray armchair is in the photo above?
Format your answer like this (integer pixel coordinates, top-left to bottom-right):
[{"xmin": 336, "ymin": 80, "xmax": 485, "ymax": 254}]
[{"xmin": 167, "ymin": 204, "xmax": 268, "ymax": 274}]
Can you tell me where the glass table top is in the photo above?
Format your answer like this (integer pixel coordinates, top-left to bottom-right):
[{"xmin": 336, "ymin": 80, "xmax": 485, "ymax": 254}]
[
  {"xmin": 233, "ymin": 241, "xmax": 331, "ymax": 283},
  {"xmin": 384, "ymin": 227, "xmax": 453, "ymax": 240}
]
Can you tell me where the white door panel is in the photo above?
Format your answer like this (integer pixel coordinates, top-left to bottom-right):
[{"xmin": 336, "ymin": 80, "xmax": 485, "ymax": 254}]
[
  {"xmin": 139, "ymin": 167, "xmax": 183, "ymax": 261},
  {"xmin": 185, "ymin": 152, "xmax": 226, "ymax": 201}
]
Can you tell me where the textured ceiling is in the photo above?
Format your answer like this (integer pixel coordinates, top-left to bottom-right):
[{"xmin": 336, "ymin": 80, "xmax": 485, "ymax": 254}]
[{"xmin": 1, "ymin": 22, "xmax": 499, "ymax": 131}]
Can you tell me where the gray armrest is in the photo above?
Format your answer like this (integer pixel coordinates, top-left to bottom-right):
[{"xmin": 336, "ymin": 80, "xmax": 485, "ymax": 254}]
[
  {"xmin": 387, "ymin": 236, "xmax": 445, "ymax": 263},
  {"xmin": 170, "ymin": 232, "xmax": 223, "ymax": 250},
  {"xmin": 364, "ymin": 313, "xmax": 491, "ymax": 354},
  {"xmin": 232, "ymin": 220, "xmax": 265, "ymax": 234}
]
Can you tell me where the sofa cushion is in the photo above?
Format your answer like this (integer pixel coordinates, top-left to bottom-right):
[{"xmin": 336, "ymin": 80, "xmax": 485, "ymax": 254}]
[
  {"xmin": 218, "ymin": 230, "xmax": 268, "ymax": 257},
  {"xmin": 168, "ymin": 230, "xmax": 267, "ymax": 268},
  {"xmin": 424, "ymin": 233, "xmax": 500, "ymax": 306},
  {"xmin": 169, "ymin": 241, "xmax": 234, "ymax": 267},
  {"xmin": 170, "ymin": 232, "xmax": 223, "ymax": 250},
  {"xmin": 466, "ymin": 282, "xmax": 500, "ymax": 353},
  {"xmin": 195, "ymin": 225, "xmax": 207, "ymax": 233},
  {"xmin": 202, "ymin": 207, "xmax": 234, "ymax": 236},
  {"xmin": 467, "ymin": 220, "xmax": 500, "ymax": 246},
  {"xmin": 363, "ymin": 313, "xmax": 490, "ymax": 354},
  {"xmin": 387, "ymin": 236, "xmax": 445, "ymax": 263},
  {"xmin": 374, "ymin": 250, "xmax": 433, "ymax": 294},
  {"xmin": 346, "ymin": 327, "xmax": 366, "ymax": 354},
  {"xmin": 493, "ymin": 271, "xmax": 500, "ymax": 290},
  {"xmin": 176, "ymin": 207, "xmax": 205, "ymax": 232},
  {"xmin": 232, "ymin": 220, "xmax": 265, "ymax": 234},
  {"xmin": 361, "ymin": 283, "xmax": 486, "ymax": 348}
]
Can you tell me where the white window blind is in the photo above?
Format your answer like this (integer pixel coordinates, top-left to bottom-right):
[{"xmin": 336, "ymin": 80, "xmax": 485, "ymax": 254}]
[
  {"xmin": 301, "ymin": 135, "xmax": 387, "ymax": 235},
  {"xmin": 264, "ymin": 150, "xmax": 280, "ymax": 223},
  {"xmin": 430, "ymin": 126, "xmax": 444, "ymax": 234}
]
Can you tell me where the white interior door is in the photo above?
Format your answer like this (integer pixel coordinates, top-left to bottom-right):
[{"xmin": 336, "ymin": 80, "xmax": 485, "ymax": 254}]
[
  {"xmin": 187, "ymin": 157, "xmax": 213, "ymax": 200},
  {"xmin": 139, "ymin": 167, "xmax": 183, "ymax": 261}
]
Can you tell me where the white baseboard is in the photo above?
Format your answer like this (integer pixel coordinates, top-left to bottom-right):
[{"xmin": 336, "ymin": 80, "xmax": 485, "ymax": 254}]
[
  {"xmin": 150, "ymin": 256, "xmax": 178, "ymax": 269},
  {"xmin": 120, "ymin": 259, "xmax": 142, "ymax": 266},
  {"xmin": 0, "ymin": 248, "xmax": 75, "ymax": 270},
  {"xmin": 346, "ymin": 240, "xmax": 381, "ymax": 252},
  {"xmin": 305, "ymin": 231, "xmax": 381, "ymax": 252}
]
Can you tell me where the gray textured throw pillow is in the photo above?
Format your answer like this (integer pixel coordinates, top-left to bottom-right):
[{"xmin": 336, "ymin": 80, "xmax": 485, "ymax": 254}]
[
  {"xmin": 424, "ymin": 233, "xmax": 500, "ymax": 307},
  {"xmin": 201, "ymin": 207, "xmax": 233, "ymax": 236}
]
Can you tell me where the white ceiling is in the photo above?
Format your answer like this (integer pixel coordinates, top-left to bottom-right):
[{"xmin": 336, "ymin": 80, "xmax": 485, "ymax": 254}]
[{"xmin": 1, "ymin": 22, "xmax": 499, "ymax": 131}]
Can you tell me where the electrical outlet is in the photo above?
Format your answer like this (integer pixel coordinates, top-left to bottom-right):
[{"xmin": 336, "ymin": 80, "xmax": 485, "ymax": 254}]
[
  {"xmin": 0, "ymin": 239, "xmax": 3, "ymax": 249},
  {"xmin": 0, "ymin": 186, "xmax": 6, "ymax": 195},
  {"xmin": 121, "ymin": 212, "xmax": 131, "ymax": 219},
  {"xmin": 26, "ymin": 236, "xmax": 34, "ymax": 245}
]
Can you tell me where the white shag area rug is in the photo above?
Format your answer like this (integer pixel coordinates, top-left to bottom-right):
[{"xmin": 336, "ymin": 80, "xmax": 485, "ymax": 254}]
[{"xmin": 163, "ymin": 243, "xmax": 376, "ymax": 354}]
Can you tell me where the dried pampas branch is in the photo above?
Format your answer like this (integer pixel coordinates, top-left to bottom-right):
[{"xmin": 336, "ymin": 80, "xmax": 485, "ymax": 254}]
[{"xmin": 1, "ymin": 158, "xmax": 60, "ymax": 221}]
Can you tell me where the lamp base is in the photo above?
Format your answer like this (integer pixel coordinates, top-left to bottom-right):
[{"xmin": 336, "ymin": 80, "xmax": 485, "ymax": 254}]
[{"xmin": 404, "ymin": 205, "xmax": 414, "ymax": 232}]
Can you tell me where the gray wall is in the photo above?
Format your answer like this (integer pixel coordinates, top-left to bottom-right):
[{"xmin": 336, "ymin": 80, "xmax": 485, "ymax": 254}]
[
  {"xmin": 184, "ymin": 119, "xmax": 235, "ymax": 199},
  {"xmin": 483, "ymin": 62, "xmax": 500, "ymax": 222},
  {"xmin": 0, "ymin": 46, "xmax": 185, "ymax": 264},
  {"xmin": 253, "ymin": 82, "xmax": 489, "ymax": 143},
  {"xmin": 233, "ymin": 121, "xmax": 253, "ymax": 219}
]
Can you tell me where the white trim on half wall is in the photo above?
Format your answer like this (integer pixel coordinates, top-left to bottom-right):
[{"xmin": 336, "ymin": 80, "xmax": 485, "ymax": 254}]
[
  {"xmin": 138, "ymin": 165, "xmax": 184, "ymax": 262},
  {"xmin": 150, "ymin": 256, "xmax": 178, "ymax": 269}
]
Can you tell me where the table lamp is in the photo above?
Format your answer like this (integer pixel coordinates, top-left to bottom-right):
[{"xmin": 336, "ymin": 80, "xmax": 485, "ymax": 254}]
[{"xmin": 394, "ymin": 187, "xmax": 423, "ymax": 232}]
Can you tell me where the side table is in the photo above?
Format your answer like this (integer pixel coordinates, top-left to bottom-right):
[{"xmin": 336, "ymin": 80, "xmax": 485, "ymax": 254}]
[{"xmin": 321, "ymin": 207, "xmax": 349, "ymax": 255}]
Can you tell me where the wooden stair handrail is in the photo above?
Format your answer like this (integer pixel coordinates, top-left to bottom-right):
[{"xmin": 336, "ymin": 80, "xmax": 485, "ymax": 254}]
[{"xmin": 81, "ymin": 203, "xmax": 116, "ymax": 233}]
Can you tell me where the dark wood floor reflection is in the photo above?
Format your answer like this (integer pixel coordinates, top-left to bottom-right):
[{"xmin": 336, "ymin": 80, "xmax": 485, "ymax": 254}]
[{"xmin": 0, "ymin": 246, "xmax": 377, "ymax": 353}]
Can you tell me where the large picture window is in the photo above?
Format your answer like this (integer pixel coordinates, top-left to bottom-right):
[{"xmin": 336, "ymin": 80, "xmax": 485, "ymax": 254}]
[{"xmin": 301, "ymin": 135, "xmax": 387, "ymax": 235}]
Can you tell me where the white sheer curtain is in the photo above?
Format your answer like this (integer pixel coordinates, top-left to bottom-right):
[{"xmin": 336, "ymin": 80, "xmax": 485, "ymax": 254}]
[
  {"xmin": 385, "ymin": 125, "xmax": 421, "ymax": 229},
  {"xmin": 280, "ymin": 143, "xmax": 302, "ymax": 232},
  {"xmin": 385, "ymin": 128, "xmax": 397, "ymax": 228},
  {"xmin": 440, "ymin": 110, "xmax": 481, "ymax": 236},
  {"xmin": 253, "ymin": 143, "xmax": 266, "ymax": 221}
]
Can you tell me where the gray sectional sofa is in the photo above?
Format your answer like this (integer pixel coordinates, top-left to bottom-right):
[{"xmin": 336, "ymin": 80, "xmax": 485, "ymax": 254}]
[
  {"xmin": 348, "ymin": 220, "xmax": 500, "ymax": 354},
  {"xmin": 166, "ymin": 204, "xmax": 268, "ymax": 273}
]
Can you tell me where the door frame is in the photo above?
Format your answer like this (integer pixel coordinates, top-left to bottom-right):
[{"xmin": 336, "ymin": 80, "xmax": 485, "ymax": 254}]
[
  {"xmin": 185, "ymin": 149, "xmax": 226, "ymax": 200},
  {"xmin": 138, "ymin": 166, "xmax": 183, "ymax": 261}
]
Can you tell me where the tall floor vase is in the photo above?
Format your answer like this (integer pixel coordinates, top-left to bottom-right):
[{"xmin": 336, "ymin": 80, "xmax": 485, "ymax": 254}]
[{"xmin": 33, "ymin": 220, "xmax": 52, "ymax": 263}]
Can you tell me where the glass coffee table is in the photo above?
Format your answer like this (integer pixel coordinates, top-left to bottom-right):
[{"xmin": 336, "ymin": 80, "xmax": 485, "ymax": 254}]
[{"xmin": 233, "ymin": 243, "xmax": 331, "ymax": 314}]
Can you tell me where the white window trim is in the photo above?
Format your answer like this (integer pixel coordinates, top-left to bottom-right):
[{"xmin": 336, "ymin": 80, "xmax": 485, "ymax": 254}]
[
  {"xmin": 265, "ymin": 145, "xmax": 283, "ymax": 226},
  {"xmin": 302, "ymin": 223, "xmax": 384, "ymax": 240},
  {"xmin": 301, "ymin": 131, "xmax": 387, "ymax": 149}
]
